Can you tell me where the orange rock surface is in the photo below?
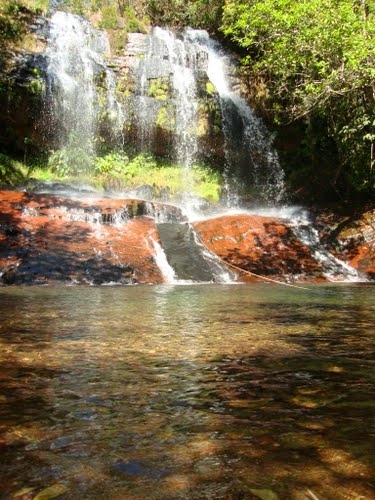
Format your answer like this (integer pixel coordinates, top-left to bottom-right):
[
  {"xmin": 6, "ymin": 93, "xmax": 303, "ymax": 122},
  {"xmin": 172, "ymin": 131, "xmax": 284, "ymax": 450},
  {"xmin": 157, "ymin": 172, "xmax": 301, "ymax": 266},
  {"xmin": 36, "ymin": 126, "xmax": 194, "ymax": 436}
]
[
  {"xmin": 194, "ymin": 214, "xmax": 325, "ymax": 282},
  {"xmin": 0, "ymin": 190, "xmax": 164, "ymax": 284},
  {"xmin": 1, "ymin": 190, "xmax": 373, "ymax": 284}
]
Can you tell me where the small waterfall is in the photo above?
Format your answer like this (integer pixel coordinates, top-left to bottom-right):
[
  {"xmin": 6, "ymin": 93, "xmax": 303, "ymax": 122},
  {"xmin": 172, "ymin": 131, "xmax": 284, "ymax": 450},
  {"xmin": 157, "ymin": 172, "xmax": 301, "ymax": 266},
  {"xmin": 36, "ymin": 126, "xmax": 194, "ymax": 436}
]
[
  {"xmin": 44, "ymin": 11, "xmax": 122, "ymax": 170},
  {"xmin": 287, "ymin": 211, "xmax": 361, "ymax": 282},
  {"xmin": 187, "ymin": 29, "xmax": 286, "ymax": 206},
  {"xmin": 148, "ymin": 236, "xmax": 177, "ymax": 283},
  {"xmin": 151, "ymin": 28, "xmax": 202, "ymax": 171}
]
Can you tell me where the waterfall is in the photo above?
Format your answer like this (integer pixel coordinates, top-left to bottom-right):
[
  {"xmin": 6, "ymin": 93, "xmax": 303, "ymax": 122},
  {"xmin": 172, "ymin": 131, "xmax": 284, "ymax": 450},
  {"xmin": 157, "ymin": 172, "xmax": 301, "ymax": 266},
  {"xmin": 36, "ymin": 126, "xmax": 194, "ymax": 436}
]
[
  {"xmin": 148, "ymin": 236, "xmax": 177, "ymax": 283},
  {"xmin": 44, "ymin": 11, "xmax": 122, "ymax": 171},
  {"xmin": 287, "ymin": 214, "xmax": 361, "ymax": 282},
  {"xmin": 186, "ymin": 29, "xmax": 286, "ymax": 206},
  {"xmin": 43, "ymin": 13, "xmax": 285, "ymax": 206},
  {"xmin": 131, "ymin": 27, "xmax": 285, "ymax": 206},
  {"xmin": 152, "ymin": 28, "xmax": 200, "ymax": 170},
  {"xmin": 135, "ymin": 28, "xmax": 204, "ymax": 172}
]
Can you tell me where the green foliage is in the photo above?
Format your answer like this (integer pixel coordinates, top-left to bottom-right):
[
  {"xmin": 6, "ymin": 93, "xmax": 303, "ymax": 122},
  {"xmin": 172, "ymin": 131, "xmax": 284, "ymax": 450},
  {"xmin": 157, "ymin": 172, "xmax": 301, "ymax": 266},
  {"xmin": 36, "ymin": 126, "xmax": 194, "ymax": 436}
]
[
  {"xmin": 57, "ymin": 0, "xmax": 87, "ymax": 15},
  {"xmin": 93, "ymin": 152, "xmax": 222, "ymax": 201},
  {"xmin": 0, "ymin": 0, "xmax": 29, "ymax": 47},
  {"xmin": 155, "ymin": 105, "xmax": 175, "ymax": 130},
  {"xmin": 145, "ymin": 0, "xmax": 223, "ymax": 31},
  {"xmin": 94, "ymin": 151, "xmax": 130, "ymax": 173},
  {"xmin": 222, "ymin": 0, "xmax": 374, "ymax": 113},
  {"xmin": 99, "ymin": 4, "xmax": 119, "ymax": 29},
  {"xmin": 0, "ymin": 153, "xmax": 26, "ymax": 185},
  {"xmin": 95, "ymin": 2, "xmax": 148, "ymax": 53},
  {"xmin": 0, "ymin": 0, "xmax": 49, "ymax": 72},
  {"xmin": 206, "ymin": 81, "xmax": 216, "ymax": 95},
  {"xmin": 191, "ymin": 164, "xmax": 222, "ymax": 202},
  {"xmin": 48, "ymin": 147, "xmax": 93, "ymax": 177},
  {"xmin": 123, "ymin": 6, "xmax": 148, "ymax": 32},
  {"xmin": 148, "ymin": 77, "xmax": 170, "ymax": 100},
  {"xmin": 22, "ymin": 0, "xmax": 50, "ymax": 13},
  {"xmin": 221, "ymin": 0, "xmax": 375, "ymax": 198},
  {"xmin": 3, "ymin": 147, "xmax": 222, "ymax": 203}
]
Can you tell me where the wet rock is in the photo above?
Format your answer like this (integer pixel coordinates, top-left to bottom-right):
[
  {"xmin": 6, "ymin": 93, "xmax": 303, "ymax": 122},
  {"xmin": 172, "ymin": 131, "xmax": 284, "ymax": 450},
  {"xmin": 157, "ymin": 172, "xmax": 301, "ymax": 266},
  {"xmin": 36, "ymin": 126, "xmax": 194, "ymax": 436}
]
[
  {"xmin": 332, "ymin": 209, "xmax": 375, "ymax": 279},
  {"xmin": 193, "ymin": 214, "xmax": 326, "ymax": 282},
  {"xmin": 1, "ymin": 190, "xmax": 373, "ymax": 284},
  {"xmin": 0, "ymin": 190, "xmax": 166, "ymax": 285},
  {"xmin": 157, "ymin": 222, "xmax": 218, "ymax": 282}
]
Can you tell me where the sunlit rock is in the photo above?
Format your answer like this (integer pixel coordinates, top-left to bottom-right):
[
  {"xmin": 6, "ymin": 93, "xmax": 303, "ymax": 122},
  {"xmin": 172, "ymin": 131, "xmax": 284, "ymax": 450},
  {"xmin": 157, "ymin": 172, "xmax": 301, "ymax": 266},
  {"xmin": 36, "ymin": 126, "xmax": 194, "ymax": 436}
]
[
  {"xmin": 0, "ymin": 191, "xmax": 173, "ymax": 285},
  {"xmin": 194, "ymin": 214, "xmax": 333, "ymax": 282}
]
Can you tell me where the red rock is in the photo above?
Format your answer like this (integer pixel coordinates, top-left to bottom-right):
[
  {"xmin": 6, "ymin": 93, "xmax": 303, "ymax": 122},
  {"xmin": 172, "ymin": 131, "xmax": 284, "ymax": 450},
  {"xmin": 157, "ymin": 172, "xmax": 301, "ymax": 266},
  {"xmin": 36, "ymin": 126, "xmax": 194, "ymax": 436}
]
[
  {"xmin": 0, "ymin": 190, "xmax": 164, "ymax": 284},
  {"xmin": 194, "ymin": 214, "xmax": 327, "ymax": 282},
  {"xmin": 333, "ymin": 209, "xmax": 375, "ymax": 279},
  {"xmin": 1, "ymin": 190, "xmax": 373, "ymax": 284}
]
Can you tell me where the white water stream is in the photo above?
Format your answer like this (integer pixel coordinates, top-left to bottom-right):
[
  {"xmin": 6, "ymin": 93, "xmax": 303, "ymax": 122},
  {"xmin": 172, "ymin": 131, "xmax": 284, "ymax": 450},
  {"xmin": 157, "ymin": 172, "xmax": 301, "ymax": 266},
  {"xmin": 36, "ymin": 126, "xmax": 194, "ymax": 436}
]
[
  {"xmin": 186, "ymin": 29, "xmax": 286, "ymax": 206},
  {"xmin": 148, "ymin": 236, "xmax": 177, "ymax": 284},
  {"xmin": 45, "ymin": 12, "xmax": 122, "ymax": 164},
  {"xmin": 152, "ymin": 28, "xmax": 200, "ymax": 171}
]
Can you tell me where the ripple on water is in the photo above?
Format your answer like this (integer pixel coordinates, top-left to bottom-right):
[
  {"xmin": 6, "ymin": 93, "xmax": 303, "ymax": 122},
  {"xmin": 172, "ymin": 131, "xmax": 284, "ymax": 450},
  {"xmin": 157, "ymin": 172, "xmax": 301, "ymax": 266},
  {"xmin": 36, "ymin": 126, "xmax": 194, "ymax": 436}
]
[{"xmin": 0, "ymin": 283, "xmax": 374, "ymax": 499}]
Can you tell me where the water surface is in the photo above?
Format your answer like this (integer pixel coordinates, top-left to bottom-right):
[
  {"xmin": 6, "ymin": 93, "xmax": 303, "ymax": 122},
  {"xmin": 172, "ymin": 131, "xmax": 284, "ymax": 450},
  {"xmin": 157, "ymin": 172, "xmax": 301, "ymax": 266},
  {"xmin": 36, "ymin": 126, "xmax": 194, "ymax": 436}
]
[{"xmin": 0, "ymin": 283, "xmax": 374, "ymax": 499}]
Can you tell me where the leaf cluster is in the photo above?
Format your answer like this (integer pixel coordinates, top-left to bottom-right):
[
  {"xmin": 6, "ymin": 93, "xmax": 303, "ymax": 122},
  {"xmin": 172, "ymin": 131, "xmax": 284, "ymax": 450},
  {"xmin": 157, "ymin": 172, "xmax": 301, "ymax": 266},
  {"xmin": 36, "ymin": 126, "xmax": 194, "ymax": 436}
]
[
  {"xmin": 221, "ymin": 0, "xmax": 375, "ymax": 199},
  {"xmin": 145, "ymin": 0, "xmax": 224, "ymax": 32},
  {"xmin": 0, "ymin": 0, "xmax": 32, "ymax": 47}
]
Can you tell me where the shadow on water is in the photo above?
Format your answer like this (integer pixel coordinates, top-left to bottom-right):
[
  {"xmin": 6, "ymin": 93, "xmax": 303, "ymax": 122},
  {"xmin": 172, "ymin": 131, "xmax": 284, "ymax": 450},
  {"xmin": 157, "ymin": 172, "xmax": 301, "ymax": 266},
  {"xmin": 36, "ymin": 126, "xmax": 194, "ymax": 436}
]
[{"xmin": 0, "ymin": 284, "xmax": 374, "ymax": 499}]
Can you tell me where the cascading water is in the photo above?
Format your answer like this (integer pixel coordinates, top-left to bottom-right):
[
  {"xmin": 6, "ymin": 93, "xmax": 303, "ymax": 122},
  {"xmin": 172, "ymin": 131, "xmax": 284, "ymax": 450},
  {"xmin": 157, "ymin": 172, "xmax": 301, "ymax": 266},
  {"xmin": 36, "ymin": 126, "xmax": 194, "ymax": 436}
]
[
  {"xmin": 131, "ymin": 27, "xmax": 285, "ymax": 208},
  {"xmin": 133, "ymin": 27, "xmax": 205, "ymax": 204},
  {"xmin": 44, "ymin": 11, "xmax": 123, "ymax": 170},
  {"xmin": 43, "ymin": 14, "xmax": 284, "ymax": 206},
  {"xmin": 152, "ymin": 28, "xmax": 200, "ymax": 171},
  {"xmin": 148, "ymin": 236, "xmax": 177, "ymax": 284},
  {"xmin": 286, "ymin": 212, "xmax": 361, "ymax": 281},
  {"xmin": 186, "ymin": 29, "xmax": 286, "ymax": 206}
]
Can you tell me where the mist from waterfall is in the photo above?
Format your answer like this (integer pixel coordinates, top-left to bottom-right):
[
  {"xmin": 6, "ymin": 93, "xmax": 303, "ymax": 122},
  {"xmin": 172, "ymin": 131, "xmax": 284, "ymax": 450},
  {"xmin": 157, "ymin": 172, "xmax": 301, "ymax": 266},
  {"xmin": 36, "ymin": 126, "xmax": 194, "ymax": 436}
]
[{"xmin": 44, "ymin": 11, "xmax": 122, "ymax": 170}]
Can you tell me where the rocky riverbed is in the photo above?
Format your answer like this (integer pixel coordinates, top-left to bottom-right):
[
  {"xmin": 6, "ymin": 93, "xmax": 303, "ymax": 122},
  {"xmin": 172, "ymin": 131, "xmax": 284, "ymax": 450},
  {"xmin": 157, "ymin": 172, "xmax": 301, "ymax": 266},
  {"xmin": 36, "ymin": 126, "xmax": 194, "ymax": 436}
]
[{"xmin": 0, "ymin": 189, "xmax": 374, "ymax": 285}]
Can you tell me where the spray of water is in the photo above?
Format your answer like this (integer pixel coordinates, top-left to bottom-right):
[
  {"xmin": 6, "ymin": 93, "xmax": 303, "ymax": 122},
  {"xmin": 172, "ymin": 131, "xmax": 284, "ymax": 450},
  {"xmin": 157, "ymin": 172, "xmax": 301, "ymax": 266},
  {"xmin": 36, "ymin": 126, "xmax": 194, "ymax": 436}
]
[{"xmin": 44, "ymin": 11, "xmax": 123, "ymax": 170}]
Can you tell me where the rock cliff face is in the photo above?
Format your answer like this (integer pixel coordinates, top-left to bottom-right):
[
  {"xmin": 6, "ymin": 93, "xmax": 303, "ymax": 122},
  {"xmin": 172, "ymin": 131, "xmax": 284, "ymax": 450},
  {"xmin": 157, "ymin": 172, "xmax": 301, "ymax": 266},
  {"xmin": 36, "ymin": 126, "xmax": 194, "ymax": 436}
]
[
  {"xmin": 0, "ymin": 20, "xmax": 225, "ymax": 168},
  {"xmin": 0, "ymin": 16, "xmax": 49, "ymax": 158},
  {"xmin": 1, "ymin": 190, "xmax": 373, "ymax": 285}
]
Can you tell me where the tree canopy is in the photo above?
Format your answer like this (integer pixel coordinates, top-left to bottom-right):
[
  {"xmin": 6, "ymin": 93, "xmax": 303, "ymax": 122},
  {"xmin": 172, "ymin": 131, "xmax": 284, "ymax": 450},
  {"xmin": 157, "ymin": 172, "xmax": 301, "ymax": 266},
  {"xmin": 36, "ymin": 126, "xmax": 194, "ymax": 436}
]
[{"xmin": 221, "ymin": 0, "xmax": 375, "ymax": 199}]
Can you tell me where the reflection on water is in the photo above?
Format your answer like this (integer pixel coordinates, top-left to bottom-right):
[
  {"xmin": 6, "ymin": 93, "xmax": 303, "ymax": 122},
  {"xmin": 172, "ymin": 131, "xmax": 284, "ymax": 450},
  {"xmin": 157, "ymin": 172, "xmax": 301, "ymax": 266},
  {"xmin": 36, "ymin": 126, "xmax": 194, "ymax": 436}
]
[{"xmin": 0, "ymin": 283, "xmax": 374, "ymax": 499}]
